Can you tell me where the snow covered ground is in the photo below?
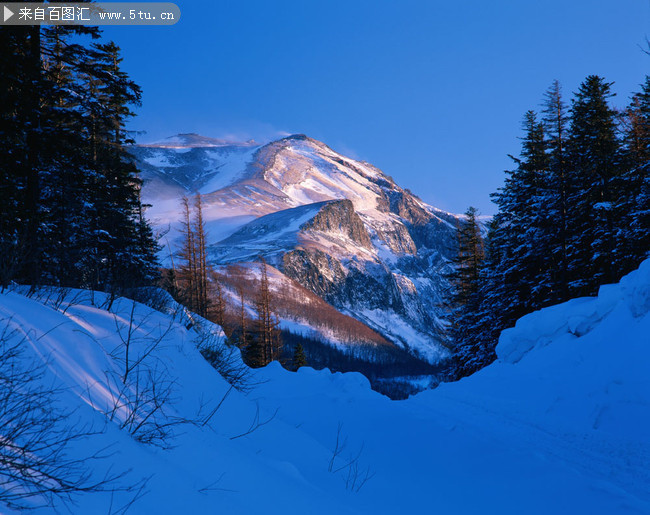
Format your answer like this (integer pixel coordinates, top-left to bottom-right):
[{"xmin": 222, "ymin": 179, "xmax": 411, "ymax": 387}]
[{"xmin": 1, "ymin": 260, "xmax": 649, "ymax": 514}]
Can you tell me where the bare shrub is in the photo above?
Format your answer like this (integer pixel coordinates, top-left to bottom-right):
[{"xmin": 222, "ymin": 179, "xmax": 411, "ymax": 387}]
[
  {"xmin": 99, "ymin": 300, "xmax": 185, "ymax": 449},
  {"xmin": 194, "ymin": 329, "xmax": 253, "ymax": 394},
  {"xmin": 328, "ymin": 423, "xmax": 375, "ymax": 493},
  {"xmin": 0, "ymin": 318, "xmax": 130, "ymax": 510}
]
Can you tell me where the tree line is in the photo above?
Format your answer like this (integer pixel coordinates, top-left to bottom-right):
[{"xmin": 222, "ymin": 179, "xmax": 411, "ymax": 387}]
[
  {"xmin": 451, "ymin": 75, "xmax": 650, "ymax": 377},
  {"xmin": 0, "ymin": 15, "xmax": 159, "ymax": 294}
]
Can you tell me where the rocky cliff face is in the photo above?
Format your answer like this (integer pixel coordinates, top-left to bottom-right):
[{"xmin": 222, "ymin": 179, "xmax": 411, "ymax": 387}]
[
  {"xmin": 133, "ymin": 133, "xmax": 459, "ymax": 364},
  {"xmin": 301, "ymin": 200, "xmax": 372, "ymax": 249}
]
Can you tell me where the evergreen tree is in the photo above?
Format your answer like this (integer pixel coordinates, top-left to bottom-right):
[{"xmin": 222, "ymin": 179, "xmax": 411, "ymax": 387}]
[
  {"xmin": 292, "ymin": 343, "xmax": 307, "ymax": 370},
  {"xmin": 450, "ymin": 207, "xmax": 487, "ymax": 377},
  {"xmin": 457, "ymin": 112, "xmax": 552, "ymax": 377},
  {"xmin": 452, "ymin": 206, "xmax": 484, "ymax": 307},
  {"xmin": 79, "ymin": 41, "xmax": 159, "ymax": 294},
  {"xmin": 617, "ymin": 76, "xmax": 650, "ymax": 271},
  {"xmin": 0, "ymin": 24, "xmax": 30, "ymax": 287},
  {"xmin": 489, "ymin": 110, "xmax": 550, "ymax": 325},
  {"xmin": 566, "ymin": 75, "xmax": 621, "ymax": 294},
  {"xmin": 0, "ymin": 19, "xmax": 159, "ymax": 291},
  {"xmin": 453, "ymin": 75, "xmax": 647, "ymax": 381},
  {"xmin": 541, "ymin": 80, "xmax": 570, "ymax": 303}
]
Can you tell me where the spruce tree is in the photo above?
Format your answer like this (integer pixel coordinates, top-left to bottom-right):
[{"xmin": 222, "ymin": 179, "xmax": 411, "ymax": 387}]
[
  {"xmin": 541, "ymin": 80, "xmax": 570, "ymax": 303},
  {"xmin": 450, "ymin": 207, "xmax": 487, "ymax": 377},
  {"xmin": 566, "ymin": 75, "xmax": 621, "ymax": 294},
  {"xmin": 617, "ymin": 76, "xmax": 650, "ymax": 272},
  {"xmin": 458, "ymin": 112, "xmax": 551, "ymax": 377},
  {"xmin": 0, "ymin": 20, "xmax": 159, "ymax": 291},
  {"xmin": 452, "ymin": 206, "xmax": 484, "ymax": 307},
  {"xmin": 293, "ymin": 343, "xmax": 307, "ymax": 370},
  {"xmin": 489, "ymin": 110, "xmax": 550, "ymax": 324},
  {"xmin": 455, "ymin": 75, "xmax": 646, "ymax": 381}
]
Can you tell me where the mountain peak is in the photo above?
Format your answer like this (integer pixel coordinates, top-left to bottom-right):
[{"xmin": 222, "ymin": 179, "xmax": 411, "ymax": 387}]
[
  {"xmin": 139, "ymin": 133, "xmax": 258, "ymax": 149},
  {"xmin": 282, "ymin": 133, "xmax": 310, "ymax": 142}
]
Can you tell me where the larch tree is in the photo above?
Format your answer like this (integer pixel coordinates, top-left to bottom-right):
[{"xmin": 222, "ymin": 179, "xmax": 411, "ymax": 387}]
[
  {"xmin": 176, "ymin": 194, "xmax": 211, "ymax": 318},
  {"xmin": 193, "ymin": 193, "xmax": 209, "ymax": 317},
  {"xmin": 178, "ymin": 196, "xmax": 198, "ymax": 312},
  {"xmin": 248, "ymin": 258, "xmax": 282, "ymax": 367}
]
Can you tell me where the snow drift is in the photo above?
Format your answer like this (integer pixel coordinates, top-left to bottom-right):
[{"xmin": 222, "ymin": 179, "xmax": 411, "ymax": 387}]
[{"xmin": 1, "ymin": 259, "xmax": 649, "ymax": 513}]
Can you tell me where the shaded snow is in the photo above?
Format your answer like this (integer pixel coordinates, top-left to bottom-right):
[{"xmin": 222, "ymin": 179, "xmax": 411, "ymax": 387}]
[{"xmin": 2, "ymin": 259, "xmax": 650, "ymax": 513}]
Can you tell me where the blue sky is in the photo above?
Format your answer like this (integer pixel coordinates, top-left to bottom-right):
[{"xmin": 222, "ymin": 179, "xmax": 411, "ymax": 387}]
[{"xmin": 105, "ymin": 0, "xmax": 650, "ymax": 214}]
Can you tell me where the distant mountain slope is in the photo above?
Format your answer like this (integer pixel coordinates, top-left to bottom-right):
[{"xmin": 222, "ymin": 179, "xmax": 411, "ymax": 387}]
[{"xmin": 132, "ymin": 134, "xmax": 459, "ymax": 365}]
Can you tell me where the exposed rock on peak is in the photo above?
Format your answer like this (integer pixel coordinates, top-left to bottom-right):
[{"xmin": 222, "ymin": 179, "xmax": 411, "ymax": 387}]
[{"xmin": 300, "ymin": 200, "xmax": 372, "ymax": 248}]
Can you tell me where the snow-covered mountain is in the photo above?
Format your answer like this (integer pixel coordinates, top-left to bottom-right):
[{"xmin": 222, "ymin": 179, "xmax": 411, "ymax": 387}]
[{"xmin": 132, "ymin": 133, "xmax": 459, "ymax": 367}]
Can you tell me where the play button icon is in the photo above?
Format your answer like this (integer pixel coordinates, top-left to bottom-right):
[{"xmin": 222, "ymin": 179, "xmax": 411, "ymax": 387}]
[{"xmin": 4, "ymin": 5, "xmax": 14, "ymax": 22}]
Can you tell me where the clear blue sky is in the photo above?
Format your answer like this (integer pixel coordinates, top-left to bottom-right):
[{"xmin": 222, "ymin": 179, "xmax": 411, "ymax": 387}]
[{"xmin": 104, "ymin": 0, "xmax": 650, "ymax": 215}]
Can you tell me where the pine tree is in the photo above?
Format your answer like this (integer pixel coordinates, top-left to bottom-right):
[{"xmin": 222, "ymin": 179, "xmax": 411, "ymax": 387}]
[
  {"xmin": 454, "ymin": 75, "xmax": 646, "ymax": 381},
  {"xmin": 0, "ymin": 25, "xmax": 30, "ymax": 287},
  {"xmin": 457, "ymin": 112, "xmax": 552, "ymax": 377},
  {"xmin": 79, "ymin": 41, "xmax": 159, "ymax": 294}
]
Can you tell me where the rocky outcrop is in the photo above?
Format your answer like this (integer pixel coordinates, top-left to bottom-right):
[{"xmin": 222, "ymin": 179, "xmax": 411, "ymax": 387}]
[
  {"xmin": 282, "ymin": 248, "xmax": 347, "ymax": 300},
  {"xmin": 386, "ymin": 190, "xmax": 431, "ymax": 226},
  {"xmin": 372, "ymin": 222, "xmax": 418, "ymax": 255},
  {"xmin": 301, "ymin": 200, "xmax": 372, "ymax": 248}
]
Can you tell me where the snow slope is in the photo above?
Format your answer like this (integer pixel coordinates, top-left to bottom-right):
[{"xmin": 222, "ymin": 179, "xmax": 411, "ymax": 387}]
[{"xmin": 2, "ymin": 259, "xmax": 649, "ymax": 513}]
